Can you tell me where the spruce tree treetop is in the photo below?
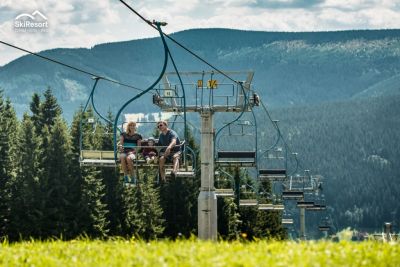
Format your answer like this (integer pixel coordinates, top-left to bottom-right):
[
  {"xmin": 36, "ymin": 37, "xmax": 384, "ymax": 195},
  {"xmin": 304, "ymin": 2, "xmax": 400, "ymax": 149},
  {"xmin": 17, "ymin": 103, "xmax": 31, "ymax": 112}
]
[{"xmin": 40, "ymin": 87, "xmax": 62, "ymax": 128}]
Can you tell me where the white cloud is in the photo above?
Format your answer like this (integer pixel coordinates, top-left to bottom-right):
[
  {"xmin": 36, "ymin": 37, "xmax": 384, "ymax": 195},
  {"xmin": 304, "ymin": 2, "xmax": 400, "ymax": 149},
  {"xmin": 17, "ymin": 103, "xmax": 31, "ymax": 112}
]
[{"xmin": 0, "ymin": 0, "xmax": 399, "ymax": 66}]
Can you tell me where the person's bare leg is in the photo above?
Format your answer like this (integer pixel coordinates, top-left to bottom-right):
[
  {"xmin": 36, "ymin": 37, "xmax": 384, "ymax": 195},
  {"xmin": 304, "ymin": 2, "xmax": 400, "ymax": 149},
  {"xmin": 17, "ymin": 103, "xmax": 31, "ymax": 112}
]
[
  {"xmin": 120, "ymin": 155, "xmax": 128, "ymax": 176},
  {"xmin": 126, "ymin": 157, "xmax": 134, "ymax": 177},
  {"xmin": 172, "ymin": 153, "xmax": 180, "ymax": 174}
]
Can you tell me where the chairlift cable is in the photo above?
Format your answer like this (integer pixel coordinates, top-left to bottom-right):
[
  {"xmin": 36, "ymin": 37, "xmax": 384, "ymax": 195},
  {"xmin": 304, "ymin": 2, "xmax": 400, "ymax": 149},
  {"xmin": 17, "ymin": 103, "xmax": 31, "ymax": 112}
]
[
  {"xmin": 166, "ymin": 48, "xmax": 188, "ymax": 151},
  {"xmin": 0, "ymin": 40, "xmax": 144, "ymax": 92},
  {"xmin": 79, "ymin": 78, "xmax": 100, "ymax": 154},
  {"xmin": 118, "ymin": 0, "xmax": 238, "ymax": 85}
]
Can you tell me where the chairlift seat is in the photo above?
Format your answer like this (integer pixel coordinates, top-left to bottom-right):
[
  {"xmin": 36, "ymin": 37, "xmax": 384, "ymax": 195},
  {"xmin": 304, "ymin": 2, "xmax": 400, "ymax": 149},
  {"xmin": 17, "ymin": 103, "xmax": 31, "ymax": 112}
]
[
  {"xmin": 318, "ymin": 225, "xmax": 330, "ymax": 231},
  {"xmin": 282, "ymin": 190, "xmax": 304, "ymax": 200},
  {"xmin": 80, "ymin": 150, "xmax": 117, "ymax": 167},
  {"xmin": 259, "ymin": 169, "xmax": 287, "ymax": 180},
  {"xmin": 215, "ymin": 188, "xmax": 234, "ymax": 197},
  {"xmin": 165, "ymin": 169, "xmax": 195, "ymax": 178},
  {"xmin": 216, "ymin": 151, "xmax": 256, "ymax": 167},
  {"xmin": 239, "ymin": 199, "xmax": 258, "ymax": 206},
  {"xmin": 282, "ymin": 218, "xmax": 294, "ymax": 224},
  {"xmin": 306, "ymin": 204, "xmax": 326, "ymax": 211},
  {"xmin": 297, "ymin": 201, "xmax": 315, "ymax": 208},
  {"xmin": 258, "ymin": 204, "xmax": 284, "ymax": 210}
]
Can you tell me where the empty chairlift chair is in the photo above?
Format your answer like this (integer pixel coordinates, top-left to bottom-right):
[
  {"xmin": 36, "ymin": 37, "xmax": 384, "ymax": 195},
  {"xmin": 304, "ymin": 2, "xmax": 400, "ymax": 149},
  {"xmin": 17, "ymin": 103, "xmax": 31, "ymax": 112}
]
[
  {"xmin": 282, "ymin": 190, "xmax": 304, "ymax": 200},
  {"xmin": 80, "ymin": 150, "xmax": 117, "ymax": 167},
  {"xmin": 239, "ymin": 199, "xmax": 258, "ymax": 207},
  {"xmin": 258, "ymin": 203, "xmax": 284, "ymax": 211},
  {"xmin": 215, "ymin": 188, "xmax": 235, "ymax": 197},
  {"xmin": 216, "ymin": 151, "xmax": 256, "ymax": 167},
  {"xmin": 258, "ymin": 168, "xmax": 287, "ymax": 181}
]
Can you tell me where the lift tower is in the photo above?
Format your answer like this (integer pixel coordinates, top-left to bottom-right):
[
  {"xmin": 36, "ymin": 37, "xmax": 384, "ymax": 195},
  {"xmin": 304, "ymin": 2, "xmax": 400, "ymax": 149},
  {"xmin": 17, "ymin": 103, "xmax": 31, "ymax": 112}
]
[{"xmin": 153, "ymin": 71, "xmax": 256, "ymax": 240}]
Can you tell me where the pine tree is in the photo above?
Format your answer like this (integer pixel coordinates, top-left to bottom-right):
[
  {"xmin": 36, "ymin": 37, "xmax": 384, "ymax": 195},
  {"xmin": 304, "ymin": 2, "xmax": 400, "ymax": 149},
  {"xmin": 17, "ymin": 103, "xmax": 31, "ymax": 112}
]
[
  {"xmin": 217, "ymin": 197, "xmax": 240, "ymax": 240},
  {"xmin": 39, "ymin": 87, "xmax": 61, "ymax": 129},
  {"xmin": 70, "ymin": 107, "xmax": 110, "ymax": 238},
  {"xmin": 0, "ymin": 93, "xmax": 18, "ymax": 239},
  {"xmin": 8, "ymin": 114, "xmax": 42, "ymax": 240},
  {"xmin": 216, "ymin": 169, "xmax": 240, "ymax": 240},
  {"xmin": 40, "ymin": 118, "xmax": 75, "ymax": 238},
  {"xmin": 132, "ymin": 171, "xmax": 165, "ymax": 240},
  {"xmin": 79, "ymin": 170, "xmax": 109, "ymax": 238},
  {"xmin": 30, "ymin": 93, "xmax": 41, "ymax": 135},
  {"xmin": 100, "ymin": 111, "xmax": 125, "ymax": 236}
]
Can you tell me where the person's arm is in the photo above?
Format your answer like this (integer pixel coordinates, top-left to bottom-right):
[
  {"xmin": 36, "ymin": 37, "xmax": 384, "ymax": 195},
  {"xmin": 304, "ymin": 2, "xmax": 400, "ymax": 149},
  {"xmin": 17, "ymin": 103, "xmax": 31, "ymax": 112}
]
[
  {"xmin": 119, "ymin": 135, "xmax": 124, "ymax": 152},
  {"xmin": 136, "ymin": 134, "xmax": 143, "ymax": 147},
  {"xmin": 165, "ymin": 132, "xmax": 177, "ymax": 156}
]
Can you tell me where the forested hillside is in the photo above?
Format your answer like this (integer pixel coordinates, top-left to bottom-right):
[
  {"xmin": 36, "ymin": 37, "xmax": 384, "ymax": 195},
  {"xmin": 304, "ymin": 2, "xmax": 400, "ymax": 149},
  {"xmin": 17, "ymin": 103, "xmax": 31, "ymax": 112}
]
[{"xmin": 266, "ymin": 94, "xmax": 400, "ymax": 229}]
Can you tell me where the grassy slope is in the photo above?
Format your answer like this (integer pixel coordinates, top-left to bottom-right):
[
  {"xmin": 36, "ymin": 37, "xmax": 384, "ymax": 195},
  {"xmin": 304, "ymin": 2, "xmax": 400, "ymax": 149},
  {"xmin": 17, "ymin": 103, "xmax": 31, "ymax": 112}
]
[{"xmin": 1, "ymin": 239, "xmax": 399, "ymax": 266}]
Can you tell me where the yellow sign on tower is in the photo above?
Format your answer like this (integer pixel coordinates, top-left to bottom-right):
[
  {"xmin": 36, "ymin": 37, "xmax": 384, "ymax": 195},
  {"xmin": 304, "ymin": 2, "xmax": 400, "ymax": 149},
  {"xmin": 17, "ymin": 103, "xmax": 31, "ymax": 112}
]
[{"xmin": 207, "ymin": 79, "xmax": 218, "ymax": 89}]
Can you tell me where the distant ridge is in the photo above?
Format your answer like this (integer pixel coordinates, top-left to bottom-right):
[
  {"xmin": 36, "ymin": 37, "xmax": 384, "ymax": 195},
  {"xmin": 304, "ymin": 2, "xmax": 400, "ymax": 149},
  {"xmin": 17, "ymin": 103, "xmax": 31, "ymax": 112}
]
[{"xmin": 0, "ymin": 28, "xmax": 400, "ymax": 121}]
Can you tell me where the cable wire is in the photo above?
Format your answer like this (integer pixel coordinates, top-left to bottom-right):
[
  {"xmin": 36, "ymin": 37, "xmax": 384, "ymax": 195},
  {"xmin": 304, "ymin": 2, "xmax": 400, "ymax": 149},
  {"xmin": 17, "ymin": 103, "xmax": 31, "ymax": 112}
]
[
  {"xmin": 0, "ymin": 40, "xmax": 143, "ymax": 92},
  {"xmin": 118, "ymin": 0, "xmax": 238, "ymax": 85}
]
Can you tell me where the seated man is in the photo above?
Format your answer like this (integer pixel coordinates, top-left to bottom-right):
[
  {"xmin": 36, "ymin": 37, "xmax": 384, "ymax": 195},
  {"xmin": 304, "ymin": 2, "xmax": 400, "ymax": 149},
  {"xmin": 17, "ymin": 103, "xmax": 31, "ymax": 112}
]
[{"xmin": 157, "ymin": 120, "xmax": 181, "ymax": 181}]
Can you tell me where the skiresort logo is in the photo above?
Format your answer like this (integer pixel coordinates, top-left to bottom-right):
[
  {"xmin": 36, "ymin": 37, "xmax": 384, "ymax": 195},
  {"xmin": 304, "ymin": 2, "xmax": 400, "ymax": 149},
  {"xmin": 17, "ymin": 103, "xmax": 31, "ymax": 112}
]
[{"xmin": 14, "ymin": 10, "xmax": 48, "ymax": 32}]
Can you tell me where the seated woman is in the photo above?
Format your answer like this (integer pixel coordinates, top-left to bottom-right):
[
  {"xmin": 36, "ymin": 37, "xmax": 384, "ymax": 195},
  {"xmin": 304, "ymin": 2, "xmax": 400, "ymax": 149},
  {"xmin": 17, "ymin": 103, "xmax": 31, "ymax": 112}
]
[
  {"xmin": 119, "ymin": 121, "xmax": 142, "ymax": 184},
  {"xmin": 142, "ymin": 137, "xmax": 158, "ymax": 164}
]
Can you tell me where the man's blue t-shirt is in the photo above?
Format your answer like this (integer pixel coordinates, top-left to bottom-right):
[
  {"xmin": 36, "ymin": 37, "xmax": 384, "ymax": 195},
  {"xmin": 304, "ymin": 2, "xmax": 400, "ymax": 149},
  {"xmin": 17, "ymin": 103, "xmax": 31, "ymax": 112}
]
[{"xmin": 158, "ymin": 129, "xmax": 180, "ymax": 153}]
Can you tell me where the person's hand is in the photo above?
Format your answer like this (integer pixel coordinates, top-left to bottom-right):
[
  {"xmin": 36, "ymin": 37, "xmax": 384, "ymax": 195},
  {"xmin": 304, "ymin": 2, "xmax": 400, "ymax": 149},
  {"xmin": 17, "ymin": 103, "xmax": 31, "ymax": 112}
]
[{"xmin": 165, "ymin": 147, "xmax": 171, "ymax": 156}]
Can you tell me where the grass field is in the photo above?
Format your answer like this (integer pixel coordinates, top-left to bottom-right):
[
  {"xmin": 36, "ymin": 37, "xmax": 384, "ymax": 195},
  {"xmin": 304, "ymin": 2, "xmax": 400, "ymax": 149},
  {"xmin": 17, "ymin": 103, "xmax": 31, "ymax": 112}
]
[{"xmin": 1, "ymin": 239, "xmax": 399, "ymax": 266}]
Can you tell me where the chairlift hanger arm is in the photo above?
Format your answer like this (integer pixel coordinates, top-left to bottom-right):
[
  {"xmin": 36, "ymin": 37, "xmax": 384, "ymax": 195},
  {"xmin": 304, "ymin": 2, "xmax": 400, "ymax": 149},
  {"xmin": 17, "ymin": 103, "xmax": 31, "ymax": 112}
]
[
  {"xmin": 79, "ymin": 77, "xmax": 100, "ymax": 157},
  {"xmin": 113, "ymin": 22, "xmax": 169, "ymax": 161}
]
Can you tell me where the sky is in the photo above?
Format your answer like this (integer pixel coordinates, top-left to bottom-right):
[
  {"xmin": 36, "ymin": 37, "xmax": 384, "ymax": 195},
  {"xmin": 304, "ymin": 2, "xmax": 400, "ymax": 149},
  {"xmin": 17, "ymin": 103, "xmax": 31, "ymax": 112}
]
[{"xmin": 0, "ymin": 0, "xmax": 400, "ymax": 66}]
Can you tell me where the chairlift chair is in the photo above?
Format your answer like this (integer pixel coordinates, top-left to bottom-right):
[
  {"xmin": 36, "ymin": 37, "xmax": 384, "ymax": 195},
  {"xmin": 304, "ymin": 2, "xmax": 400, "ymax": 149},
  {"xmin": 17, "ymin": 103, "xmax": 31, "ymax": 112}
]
[
  {"xmin": 215, "ymin": 119, "xmax": 257, "ymax": 167},
  {"xmin": 296, "ymin": 201, "xmax": 315, "ymax": 208},
  {"xmin": 259, "ymin": 169, "xmax": 287, "ymax": 181},
  {"xmin": 282, "ymin": 218, "xmax": 294, "ymax": 225},
  {"xmin": 306, "ymin": 204, "xmax": 327, "ymax": 211},
  {"xmin": 282, "ymin": 190, "xmax": 304, "ymax": 200},
  {"xmin": 216, "ymin": 151, "xmax": 257, "ymax": 167},
  {"xmin": 239, "ymin": 199, "xmax": 258, "ymax": 207},
  {"xmin": 318, "ymin": 225, "xmax": 331, "ymax": 232},
  {"xmin": 215, "ymin": 188, "xmax": 235, "ymax": 197},
  {"xmin": 258, "ymin": 203, "xmax": 284, "ymax": 211}
]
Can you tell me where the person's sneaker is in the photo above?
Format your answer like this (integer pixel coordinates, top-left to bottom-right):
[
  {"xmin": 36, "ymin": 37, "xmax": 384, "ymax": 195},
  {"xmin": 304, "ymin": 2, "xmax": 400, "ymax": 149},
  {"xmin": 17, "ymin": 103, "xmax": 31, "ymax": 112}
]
[
  {"xmin": 124, "ymin": 175, "xmax": 130, "ymax": 184},
  {"xmin": 130, "ymin": 176, "xmax": 137, "ymax": 185}
]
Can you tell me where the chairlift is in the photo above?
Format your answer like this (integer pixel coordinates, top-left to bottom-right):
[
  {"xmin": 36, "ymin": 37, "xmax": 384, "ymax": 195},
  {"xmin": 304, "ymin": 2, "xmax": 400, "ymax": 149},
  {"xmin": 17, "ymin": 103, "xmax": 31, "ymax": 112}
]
[
  {"xmin": 215, "ymin": 118, "xmax": 257, "ymax": 167},
  {"xmin": 239, "ymin": 199, "xmax": 258, "ymax": 207},
  {"xmin": 282, "ymin": 218, "xmax": 294, "ymax": 225},
  {"xmin": 306, "ymin": 204, "xmax": 326, "ymax": 211},
  {"xmin": 216, "ymin": 151, "xmax": 256, "ymax": 167},
  {"xmin": 296, "ymin": 201, "xmax": 315, "ymax": 208},
  {"xmin": 318, "ymin": 225, "xmax": 331, "ymax": 232},
  {"xmin": 282, "ymin": 190, "xmax": 304, "ymax": 200},
  {"xmin": 259, "ymin": 169, "xmax": 287, "ymax": 181},
  {"xmin": 79, "ymin": 77, "xmax": 121, "ymax": 168},
  {"xmin": 215, "ymin": 188, "xmax": 235, "ymax": 197},
  {"xmin": 214, "ymin": 168, "xmax": 235, "ymax": 198},
  {"xmin": 258, "ymin": 203, "xmax": 284, "ymax": 211}
]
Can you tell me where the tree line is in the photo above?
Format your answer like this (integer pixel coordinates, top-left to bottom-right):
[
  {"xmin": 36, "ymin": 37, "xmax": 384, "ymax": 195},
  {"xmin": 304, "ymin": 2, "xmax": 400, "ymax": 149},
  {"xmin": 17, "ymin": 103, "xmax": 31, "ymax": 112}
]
[{"xmin": 0, "ymin": 88, "xmax": 285, "ymax": 241}]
